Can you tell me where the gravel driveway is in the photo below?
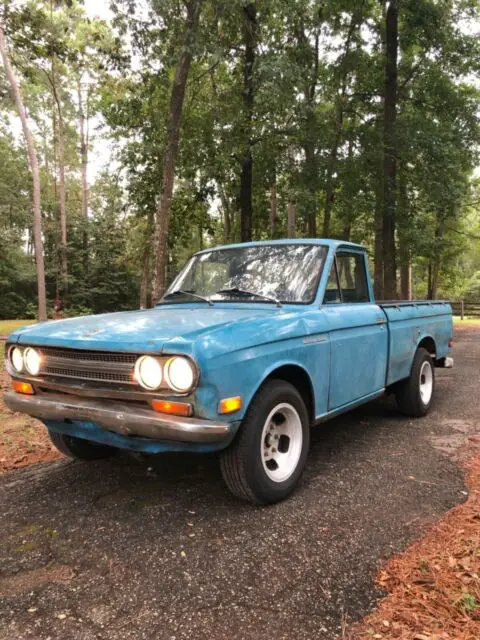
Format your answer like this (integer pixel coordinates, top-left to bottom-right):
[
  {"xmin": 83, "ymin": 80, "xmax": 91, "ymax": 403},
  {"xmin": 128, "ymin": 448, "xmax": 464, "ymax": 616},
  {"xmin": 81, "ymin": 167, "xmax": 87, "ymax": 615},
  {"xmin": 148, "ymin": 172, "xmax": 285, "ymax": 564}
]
[{"xmin": 0, "ymin": 329, "xmax": 478, "ymax": 640}]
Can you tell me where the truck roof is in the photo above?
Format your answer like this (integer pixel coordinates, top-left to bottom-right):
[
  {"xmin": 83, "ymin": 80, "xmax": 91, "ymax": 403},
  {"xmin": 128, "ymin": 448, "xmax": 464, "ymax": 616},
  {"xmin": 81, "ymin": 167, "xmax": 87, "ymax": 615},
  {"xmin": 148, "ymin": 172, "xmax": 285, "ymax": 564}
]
[{"xmin": 195, "ymin": 238, "xmax": 367, "ymax": 255}]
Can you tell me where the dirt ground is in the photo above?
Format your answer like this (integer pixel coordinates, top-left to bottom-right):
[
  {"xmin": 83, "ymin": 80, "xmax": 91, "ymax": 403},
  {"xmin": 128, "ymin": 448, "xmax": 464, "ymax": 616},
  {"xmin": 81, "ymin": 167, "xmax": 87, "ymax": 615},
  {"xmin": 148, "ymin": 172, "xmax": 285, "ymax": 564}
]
[
  {"xmin": 0, "ymin": 371, "xmax": 61, "ymax": 473},
  {"xmin": 0, "ymin": 327, "xmax": 479, "ymax": 640}
]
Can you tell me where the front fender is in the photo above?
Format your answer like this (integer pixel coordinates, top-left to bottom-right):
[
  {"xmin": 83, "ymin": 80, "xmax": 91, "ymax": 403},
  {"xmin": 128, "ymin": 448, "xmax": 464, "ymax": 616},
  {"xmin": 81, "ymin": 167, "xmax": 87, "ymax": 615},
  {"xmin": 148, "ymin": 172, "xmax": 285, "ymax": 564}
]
[{"xmin": 192, "ymin": 335, "xmax": 329, "ymax": 421}]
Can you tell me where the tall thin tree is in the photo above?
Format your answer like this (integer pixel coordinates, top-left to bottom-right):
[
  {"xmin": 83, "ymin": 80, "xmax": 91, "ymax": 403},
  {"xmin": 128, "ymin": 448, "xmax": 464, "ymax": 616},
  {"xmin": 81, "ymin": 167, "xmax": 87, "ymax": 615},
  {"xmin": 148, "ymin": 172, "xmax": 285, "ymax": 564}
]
[
  {"xmin": 151, "ymin": 0, "xmax": 203, "ymax": 302},
  {"xmin": 49, "ymin": 64, "xmax": 68, "ymax": 296},
  {"xmin": 382, "ymin": 0, "xmax": 398, "ymax": 299},
  {"xmin": 323, "ymin": 7, "xmax": 364, "ymax": 237},
  {"xmin": 239, "ymin": 2, "xmax": 256, "ymax": 242},
  {"xmin": 77, "ymin": 78, "xmax": 89, "ymax": 275},
  {"xmin": 0, "ymin": 19, "xmax": 47, "ymax": 320}
]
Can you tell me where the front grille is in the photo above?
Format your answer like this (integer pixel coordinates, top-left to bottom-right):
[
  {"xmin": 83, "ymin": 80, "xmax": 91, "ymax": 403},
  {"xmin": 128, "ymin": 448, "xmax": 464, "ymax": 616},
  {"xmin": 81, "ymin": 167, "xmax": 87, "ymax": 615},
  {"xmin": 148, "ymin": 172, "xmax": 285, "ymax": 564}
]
[
  {"xmin": 40, "ymin": 347, "xmax": 136, "ymax": 365},
  {"xmin": 37, "ymin": 347, "xmax": 138, "ymax": 386}
]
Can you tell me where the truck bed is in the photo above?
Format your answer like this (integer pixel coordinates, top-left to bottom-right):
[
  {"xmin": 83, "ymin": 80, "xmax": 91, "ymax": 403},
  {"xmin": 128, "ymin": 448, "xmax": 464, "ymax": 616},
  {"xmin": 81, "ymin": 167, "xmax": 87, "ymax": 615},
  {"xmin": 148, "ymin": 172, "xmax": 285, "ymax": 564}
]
[{"xmin": 379, "ymin": 300, "xmax": 452, "ymax": 386}]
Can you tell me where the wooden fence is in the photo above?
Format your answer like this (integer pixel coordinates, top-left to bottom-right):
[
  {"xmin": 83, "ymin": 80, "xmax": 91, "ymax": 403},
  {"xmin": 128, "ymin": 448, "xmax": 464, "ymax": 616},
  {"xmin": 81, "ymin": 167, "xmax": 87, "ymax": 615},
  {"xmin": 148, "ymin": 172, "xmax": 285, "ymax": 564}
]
[{"xmin": 450, "ymin": 301, "xmax": 480, "ymax": 318}]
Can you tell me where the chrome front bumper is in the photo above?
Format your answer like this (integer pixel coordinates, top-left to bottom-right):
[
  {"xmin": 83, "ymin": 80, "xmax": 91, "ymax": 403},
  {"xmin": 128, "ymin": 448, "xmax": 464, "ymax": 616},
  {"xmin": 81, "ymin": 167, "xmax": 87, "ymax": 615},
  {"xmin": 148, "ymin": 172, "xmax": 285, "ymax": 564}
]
[{"xmin": 4, "ymin": 391, "xmax": 232, "ymax": 444}]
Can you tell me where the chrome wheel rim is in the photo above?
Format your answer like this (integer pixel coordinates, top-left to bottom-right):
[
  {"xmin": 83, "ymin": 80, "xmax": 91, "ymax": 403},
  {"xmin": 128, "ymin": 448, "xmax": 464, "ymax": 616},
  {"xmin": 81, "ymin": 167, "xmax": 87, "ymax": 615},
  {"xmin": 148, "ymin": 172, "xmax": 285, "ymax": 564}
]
[
  {"xmin": 261, "ymin": 403, "xmax": 303, "ymax": 483},
  {"xmin": 419, "ymin": 361, "xmax": 433, "ymax": 405}
]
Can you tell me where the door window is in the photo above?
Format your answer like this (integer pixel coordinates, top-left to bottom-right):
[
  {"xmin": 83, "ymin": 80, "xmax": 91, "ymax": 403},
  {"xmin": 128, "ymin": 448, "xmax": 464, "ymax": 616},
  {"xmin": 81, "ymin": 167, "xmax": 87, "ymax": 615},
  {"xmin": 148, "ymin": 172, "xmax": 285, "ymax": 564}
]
[
  {"xmin": 323, "ymin": 253, "xmax": 370, "ymax": 304},
  {"xmin": 324, "ymin": 264, "xmax": 341, "ymax": 304}
]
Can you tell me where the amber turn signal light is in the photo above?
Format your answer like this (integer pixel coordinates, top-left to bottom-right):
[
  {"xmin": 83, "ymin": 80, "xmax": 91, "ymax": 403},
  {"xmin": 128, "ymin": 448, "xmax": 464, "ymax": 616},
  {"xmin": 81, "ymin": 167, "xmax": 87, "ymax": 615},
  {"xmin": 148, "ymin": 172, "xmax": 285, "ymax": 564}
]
[
  {"xmin": 151, "ymin": 399, "xmax": 192, "ymax": 417},
  {"xmin": 12, "ymin": 381, "xmax": 35, "ymax": 395},
  {"xmin": 218, "ymin": 396, "xmax": 242, "ymax": 415}
]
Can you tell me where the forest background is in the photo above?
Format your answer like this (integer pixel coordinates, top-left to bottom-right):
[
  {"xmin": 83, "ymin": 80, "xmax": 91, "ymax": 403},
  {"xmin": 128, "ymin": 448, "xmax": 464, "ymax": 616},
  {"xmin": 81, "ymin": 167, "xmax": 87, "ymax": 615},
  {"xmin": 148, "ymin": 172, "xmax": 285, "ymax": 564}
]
[{"xmin": 0, "ymin": 0, "xmax": 479, "ymax": 321}]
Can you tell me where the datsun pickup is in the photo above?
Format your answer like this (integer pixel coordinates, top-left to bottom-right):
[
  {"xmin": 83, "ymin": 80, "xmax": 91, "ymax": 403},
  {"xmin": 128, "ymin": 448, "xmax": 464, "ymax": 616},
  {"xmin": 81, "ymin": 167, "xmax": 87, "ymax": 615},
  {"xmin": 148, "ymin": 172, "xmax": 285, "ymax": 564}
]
[{"xmin": 5, "ymin": 240, "xmax": 453, "ymax": 504}]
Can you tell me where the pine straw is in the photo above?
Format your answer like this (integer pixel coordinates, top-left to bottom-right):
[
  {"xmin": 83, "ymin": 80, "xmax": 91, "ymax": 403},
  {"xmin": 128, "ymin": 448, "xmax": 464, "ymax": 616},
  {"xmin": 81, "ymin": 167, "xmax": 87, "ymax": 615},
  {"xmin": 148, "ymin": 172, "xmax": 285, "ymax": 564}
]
[{"xmin": 344, "ymin": 451, "xmax": 480, "ymax": 640}]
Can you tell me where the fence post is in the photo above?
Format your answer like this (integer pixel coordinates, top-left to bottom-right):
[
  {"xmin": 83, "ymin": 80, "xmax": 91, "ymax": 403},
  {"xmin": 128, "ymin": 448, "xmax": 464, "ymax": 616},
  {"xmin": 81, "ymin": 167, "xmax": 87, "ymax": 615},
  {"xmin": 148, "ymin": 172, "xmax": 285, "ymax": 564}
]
[{"xmin": 461, "ymin": 300, "xmax": 464, "ymax": 321}]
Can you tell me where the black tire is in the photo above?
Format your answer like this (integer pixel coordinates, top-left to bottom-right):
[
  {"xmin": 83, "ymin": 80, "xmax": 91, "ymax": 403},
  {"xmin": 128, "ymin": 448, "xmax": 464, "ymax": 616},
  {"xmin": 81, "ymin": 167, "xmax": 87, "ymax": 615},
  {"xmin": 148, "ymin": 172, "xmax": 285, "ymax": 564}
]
[
  {"xmin": 395, "ymin": 347, "xmax": 435, "ymax": 417},
  {"xmin": 48, "ymin": 430, "xmax": 115, "ymax": 461},
  {"xmin": 220, "ymin": 380, "xmax": 310, "ymax": 505}
]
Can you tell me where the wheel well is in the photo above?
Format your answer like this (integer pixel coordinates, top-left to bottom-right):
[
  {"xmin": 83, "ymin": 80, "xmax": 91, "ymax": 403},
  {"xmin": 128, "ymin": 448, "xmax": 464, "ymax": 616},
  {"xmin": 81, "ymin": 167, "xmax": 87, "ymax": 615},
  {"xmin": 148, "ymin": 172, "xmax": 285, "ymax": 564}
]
[
  {"xmin": 418, "ymin": 336, "xmax": 436, "ymax": 357},
  {"xmin": 265, "ymin": 365, "xmax": 315, "ymax": 422}
]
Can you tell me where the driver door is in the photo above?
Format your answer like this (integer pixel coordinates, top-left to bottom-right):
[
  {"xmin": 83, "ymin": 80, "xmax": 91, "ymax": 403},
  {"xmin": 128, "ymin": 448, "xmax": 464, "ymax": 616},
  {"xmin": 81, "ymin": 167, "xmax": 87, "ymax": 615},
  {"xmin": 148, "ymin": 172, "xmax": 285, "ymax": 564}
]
[{"xmin": 322, "ymin": 251, "xmax": 388, "ymax": 411}]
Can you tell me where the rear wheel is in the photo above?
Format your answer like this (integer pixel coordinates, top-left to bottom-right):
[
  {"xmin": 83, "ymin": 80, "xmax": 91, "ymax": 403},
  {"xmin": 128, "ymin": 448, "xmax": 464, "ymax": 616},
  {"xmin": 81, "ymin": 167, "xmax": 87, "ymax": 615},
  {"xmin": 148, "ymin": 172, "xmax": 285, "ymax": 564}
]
[
  {"xmin": 49, "ymin": 430, "xmax": 115, "ymax": 460},
  {"xmin": 395, "ymin": 347, "xmax": 435, "ymax": 417},
  {"xmin": 220, "ymin": 380, "xmax": 310, "ymax": 504}
]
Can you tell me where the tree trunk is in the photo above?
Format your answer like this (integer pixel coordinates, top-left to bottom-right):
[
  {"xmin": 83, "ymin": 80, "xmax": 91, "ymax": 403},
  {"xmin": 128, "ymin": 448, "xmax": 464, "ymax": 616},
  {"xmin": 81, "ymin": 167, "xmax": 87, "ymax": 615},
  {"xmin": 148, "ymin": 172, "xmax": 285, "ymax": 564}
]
[
  {"xmin": 398, "ymin": 166, "xmax": 412, "ymax": 300},
  {"xmin": 287, "ymin": 191, "xmax": 296, "ymax": 238},
  {"xmin": 0, "ymin": 21, "xmax": 47, "ymax": 320},
  {"xmin": 77, "ymin": 78, "xmax": 89, "ymax": 275},
  {"xmin": 219, "ymin": 183, "xmax": 233, "ymax": 243},
  {"xmin": 139, "ymin": 250, "xmax": 150, "ymax": 309},
  {"xmin": 323, "ymin": 11, "xmax": 361, "ymax": 238},
  {"xmin": 429, "ymin": 214, "xmax": 444, "ymax": 300},
  {"xmin": 269, "ymin": 169, "xmax": 277, "ymax": 239},
  {"xmin": 322, "ymin": 133, "xmax": 339, "ymax": 238},
  {"xmin": 342, "ymin": 220, "xmax": 351, "ymax": 242},
  {"xmin": 240, "ymin": 153, "xmax": 253, "ymax": 241},
  {"xmin": 139, "ymin": 210, "xmax": 153, "ymax": 309},
  {"xmin": 382, "ymin": 0, "xmax": 398, "ymax": 300},
  {"xmin": 57, "ymin": 110, "xmax": 68, "ymax": 295},
  {"xmin": 210, "ymin": 66, "xmax": 233, "ymax": 244},
  {"xmin": 139, "ymin": 246, "xmax": 150, "ymax": 309},
  {"xmin": 303, "ymin": 136, "xmax": 317, "ymax": 236},
  {"xmin": 430, "ymin": 261, "xmax": 440, "ymax": 300},
  {"xmin": 151, "ymin": 0, "xmax": 203, "ymax": 302},
  {"xmin": 50, "ymin": 59, "xmax": 68, "ymax": 297},
  {"xmin": 339, "ymin": 132, "xmax": 354, "ymax": 243},
  {"xmin": 374, "ymin": 151, "xmax": 384, "ymax": 299},
  {"xmin": 427, "ymin": 260, "xmax": 433, "ymax": 300},
  {"xmin": 300, "ymin": 28, "xmax": 319, "ymax": 238},
  {"xmin": 239, "ymin": 2, "xmax": 256, "ymax": 243},
  {"xmin": 399, "ymin": 256, "xmax": 412, "ymax": 300}
]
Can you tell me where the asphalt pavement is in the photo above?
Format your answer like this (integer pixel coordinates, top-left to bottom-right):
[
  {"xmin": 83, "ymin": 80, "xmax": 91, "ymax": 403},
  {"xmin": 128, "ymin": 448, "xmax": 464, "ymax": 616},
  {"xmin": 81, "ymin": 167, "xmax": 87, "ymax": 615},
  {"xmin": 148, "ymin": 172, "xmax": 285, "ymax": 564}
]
[{"xmin": 0, "ymin": 328, "xmax": 478, "ymax": 640}]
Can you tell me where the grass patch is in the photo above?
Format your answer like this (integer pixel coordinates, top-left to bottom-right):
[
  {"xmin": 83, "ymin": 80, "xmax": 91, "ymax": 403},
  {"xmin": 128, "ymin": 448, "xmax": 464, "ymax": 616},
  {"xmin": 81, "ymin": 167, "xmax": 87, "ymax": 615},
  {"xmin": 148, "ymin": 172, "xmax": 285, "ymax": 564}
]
[
  {"xmin": 453, "ymin": 316, "xmax": 480, "ymax": 325},
  {"xmin": 0, "ymin": 319, "xmax": 36, "ymax": 337}
]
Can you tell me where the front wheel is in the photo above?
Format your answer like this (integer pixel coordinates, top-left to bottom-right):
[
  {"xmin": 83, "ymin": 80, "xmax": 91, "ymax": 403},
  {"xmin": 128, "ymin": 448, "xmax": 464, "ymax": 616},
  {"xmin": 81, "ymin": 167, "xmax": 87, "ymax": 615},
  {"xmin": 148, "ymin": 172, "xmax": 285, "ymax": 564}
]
[
  {"xmin": 49, "ymin": 430, "xmax": 115, "ymax": 461},
  {"xmin": 220, "ymin": 380, "xmax": 310, "ymax": 504},
  {"xmin": 395, "ymin": 347, "xmax": 435, "ymax": 417}
]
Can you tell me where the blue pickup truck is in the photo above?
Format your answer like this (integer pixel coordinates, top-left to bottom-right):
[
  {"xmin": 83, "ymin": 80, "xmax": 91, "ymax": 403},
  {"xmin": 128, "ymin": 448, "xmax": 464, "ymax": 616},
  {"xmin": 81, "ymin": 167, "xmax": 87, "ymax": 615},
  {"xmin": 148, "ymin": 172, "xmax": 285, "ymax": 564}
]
[{"xmin": 5, "ymin": 240, "xmax": 453, "ymax": 504}]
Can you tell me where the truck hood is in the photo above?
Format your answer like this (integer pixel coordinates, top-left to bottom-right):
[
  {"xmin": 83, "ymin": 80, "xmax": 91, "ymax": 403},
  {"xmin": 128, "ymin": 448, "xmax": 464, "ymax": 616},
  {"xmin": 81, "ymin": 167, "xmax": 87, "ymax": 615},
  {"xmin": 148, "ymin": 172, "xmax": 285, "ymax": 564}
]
[{"xmin": 9, "ymin": 306, "xmax": 276, "ymax": 353}]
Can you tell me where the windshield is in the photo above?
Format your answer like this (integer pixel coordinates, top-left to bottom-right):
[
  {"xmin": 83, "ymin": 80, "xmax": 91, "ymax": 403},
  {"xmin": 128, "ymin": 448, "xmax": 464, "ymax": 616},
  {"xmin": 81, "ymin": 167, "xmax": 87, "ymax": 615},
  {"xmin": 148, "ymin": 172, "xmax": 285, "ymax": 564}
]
[{"xmin": 165, "ymin": 244, "xmax": 327, "ymax": 305}]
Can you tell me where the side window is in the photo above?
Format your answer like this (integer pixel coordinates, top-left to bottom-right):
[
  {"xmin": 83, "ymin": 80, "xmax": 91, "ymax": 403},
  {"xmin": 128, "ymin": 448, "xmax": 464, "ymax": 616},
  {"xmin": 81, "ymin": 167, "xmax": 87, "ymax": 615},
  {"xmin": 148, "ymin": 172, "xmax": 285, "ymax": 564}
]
[
  {"xmin": 323, "ymin": 264, "xmax": 341, "ymax": 304},
  {"xmin": 336, "ymin": 253, "xmax": 370, "ymax": 303}
]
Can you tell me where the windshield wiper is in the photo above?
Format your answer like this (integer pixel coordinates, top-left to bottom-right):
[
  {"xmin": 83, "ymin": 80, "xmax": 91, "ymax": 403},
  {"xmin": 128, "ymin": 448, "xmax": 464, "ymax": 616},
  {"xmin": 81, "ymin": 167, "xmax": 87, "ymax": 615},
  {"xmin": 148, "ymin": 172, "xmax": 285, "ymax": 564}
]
[
  {"xmin": 162, "ymin": 289, "xmax": 214, "ymax": 306},
  {"xmin": 215, "ymin": 287, "xmax": 282, "ymax": 308}
]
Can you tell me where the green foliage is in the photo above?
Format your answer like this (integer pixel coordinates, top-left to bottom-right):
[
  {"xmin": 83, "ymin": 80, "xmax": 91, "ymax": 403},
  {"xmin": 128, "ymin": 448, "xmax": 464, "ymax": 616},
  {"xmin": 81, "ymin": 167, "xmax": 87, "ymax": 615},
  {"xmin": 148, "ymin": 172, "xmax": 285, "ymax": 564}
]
[{"xmin": 0, "ymin": 0, "xmax": 479, "ymax": 317}]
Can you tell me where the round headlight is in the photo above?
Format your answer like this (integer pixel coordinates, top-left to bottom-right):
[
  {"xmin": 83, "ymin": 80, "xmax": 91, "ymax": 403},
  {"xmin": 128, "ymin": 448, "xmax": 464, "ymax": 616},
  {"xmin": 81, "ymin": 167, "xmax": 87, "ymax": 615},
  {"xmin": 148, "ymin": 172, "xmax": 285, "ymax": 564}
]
[
  {"xmin": 134, "ymin": 356, "xmax": 163, "ymax": 390},
  {"xmin": 10, "ymin": 347, "xmax": 24, "ymax": 372},
  {"xmin": 164, "ymin": 357, "xmax": 195, "ymax": 393},
  {"xmin": 24, "ymin": 347, "xmax": 41, "ymax": 375}
]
